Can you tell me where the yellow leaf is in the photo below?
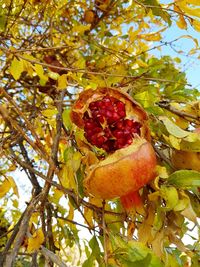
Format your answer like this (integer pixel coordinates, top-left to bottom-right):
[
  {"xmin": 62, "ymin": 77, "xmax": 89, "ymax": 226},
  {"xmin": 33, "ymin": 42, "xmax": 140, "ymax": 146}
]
[
  {"xmin": 0, "ymin": 179, "xmax": 12, "ymax": 198},
  {"xmin": 169, "ymin": 135, "xmax": 181, "ymax": 150},
  {"xmin": 181, "ymin": 34, "xmax": 199, "ymax": 48},
  {"xmin": 72, "ymin": 24, "xmax": 90, "ymax": 34},
  {"xmin": 12, "ymin": 199, "xmax": 19, "ymax": 208},
  {"xmin": 179, "ymin": 4, "xmax": 200, "ymax": 18},
  {"xmin": 84, "ymin": 207, "xmax": 94, "ymax": 228},
  {"xmin": 27, "ymin": 228, "xmax": 44, "ymax": 253},
  {"xmin": 156, "ymin": 166, "xmax": 168, "ymax": 179},
  {"xmin": 136, "ymin": 59, "xmax": 148, "ymax": 68},
  {"xmin": 0, "ymin": 176, "xmax": 18, "ymax": 198},
  {"xmin": 57, "ymin": 74, "xmax": 68, "ymax": 90},
  {"xmin": 34, "ymin": 64, "xmax": 48, "ymax": 86},
  {"xmin": 7, "ymin": 176, "xmax": 19, "ymax": 197},
  {"xmin": 187, "ymin": 0, "xmax": 200, "ymax": 5},
  {"xmin": 72, "ymin": 151, "xmax": 82, "ymax": 172},
  {"xmin": 52, "ymin": 188, "xmax": 64, "ymax": 204},
  {"xmin": 67, "ymin": 202, "xmax": 74, "ymax": 221},
  {"xmin": 58, "ymin": 165, "xmax": 70, "ymax": 189},
  {"xmin": 41, "ymin": 108, "xmax": 58, "ymax": 117},
  {"xmin": 138, "ymin": 33, "xmax": 161, "ymax": 41},
  {"xmin": 9, "ymin": 57, "xmax": 24, "ymax": 80},
  {"xmin": 176, "ymin": 15, "xmax": 187, "ymax": 29},
  {"xmin": 30, "ymin": 212, "xmax": 40, "ymax": 225},
  {"xmin": 192, "ymin": 20, "xmax": 200, "ymax": 32},
  {"xmin": 174, "ymin": 5, "xmax": 187, "ymax": 29}
]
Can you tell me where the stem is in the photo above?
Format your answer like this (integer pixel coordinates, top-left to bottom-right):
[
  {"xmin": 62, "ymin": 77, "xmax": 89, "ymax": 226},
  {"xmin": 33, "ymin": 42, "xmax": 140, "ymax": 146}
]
[{"xmin": 102, "ymin": 200, "xmax": 108, "ymax": 267}]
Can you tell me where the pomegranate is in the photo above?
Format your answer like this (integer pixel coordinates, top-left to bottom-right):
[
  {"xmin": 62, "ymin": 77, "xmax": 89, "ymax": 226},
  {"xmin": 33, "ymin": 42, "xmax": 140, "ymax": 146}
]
[{"xmin": 71, "ymin": 87, "xmax": 157, "ymax": 203}]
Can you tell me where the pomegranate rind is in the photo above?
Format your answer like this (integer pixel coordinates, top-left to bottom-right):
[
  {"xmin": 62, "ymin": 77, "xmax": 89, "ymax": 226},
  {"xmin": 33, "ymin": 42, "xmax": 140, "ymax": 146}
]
[
  {"xmin": 70, "ymin": 87, "xmax": 151, "ymax": 141},
  {"xmin": 84, "ymin": 139, "xmax": 157, "ymax": 199}
]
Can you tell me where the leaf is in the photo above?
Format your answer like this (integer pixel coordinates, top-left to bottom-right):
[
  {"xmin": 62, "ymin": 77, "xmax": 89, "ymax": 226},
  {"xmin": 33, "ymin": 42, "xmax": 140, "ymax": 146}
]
[
  {"xmin": 160, "ymin": 186, "xmax": 179, "ymax": 211},
  {"xmin": 168, "ymin": 170, "xmax": 200, "ymax": 189},
  {"xmin": 57, "ymin": 74, "xmax": 68, "ymax": 90},
  {"xmin": 160, "ymin": 116, "xmax": 189, "ymax": 138},
  {"xmin": 72, "ymin": 24, "xmax": 90, "ymax": 34},
  {"xmin": 0, "ymin": 178, "xmax": 12, "ymax": 198},
  {"xmin": 138, "ymin": 32, "xmax": 161, "ymax": 41},
  {"xmin": 34, "ymin": 64, "xmax": 48, "ymax": 86},
  {"xmin": 181, "ymin": 202, "xmax": 197, "ymax": 223},
  {"xmin": 27, "ymin": 228, "xmax": 44, "ymax": 253},
  {"xmin": 6, "ymin": 176, "xmax": 19, "ymax": 197},
  {"xmin": 58, "ymin": 164, "xmax": 70, "ymax": 188},
  {"xmin": 187, "ymin": 0, "xmax": 200, "ymax": 5},
  {"xmin": 180, "ymin": 139, "xmax": 200, "ymax": 152},
  {"xmin": 41, "ymin": 108, "xmax": 58, "ymax": 117},
  {"xmin": 0, "ymin": 15, "xmax": 6, "ymax": 31},
  {"xmin": 169, "ymin": 135, "xmax": 181, "ymax": 150},
  {"xmin": 110, "ymin": 234, "xmax": 163, "ymax": 267},
  {"xmin": 62, "ymin": 109, "xmax": 72, "ymax": 130},
  {"xmin": 0, "ymin": 176, "xmax": 18, "ymax": 198},
  {"xmin": 142, "ymin": 0, "xmax": 171, "ymax": 25},
  {"xmin": 9, "ymin": 57, "xmax": 24, "ymax": 80},
  {"xmin": 192, "ymin": 20, "xmax": 200, "ymax": 32}
]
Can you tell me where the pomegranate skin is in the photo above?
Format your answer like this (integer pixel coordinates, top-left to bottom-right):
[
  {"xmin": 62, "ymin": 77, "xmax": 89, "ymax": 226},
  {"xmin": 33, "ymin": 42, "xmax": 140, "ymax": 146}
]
[
  {"xmin": 84, "ymin": 139, "xmax": 157, "ymax": 199},
  {"xmin": 70, "ymin": 87, "xmax": 151, "ymax": 141}
]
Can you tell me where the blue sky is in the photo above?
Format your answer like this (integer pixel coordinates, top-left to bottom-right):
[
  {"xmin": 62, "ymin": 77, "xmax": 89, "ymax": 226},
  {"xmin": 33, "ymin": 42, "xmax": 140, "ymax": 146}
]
[
  {"xmin": 157, "ymin": 24, "xmax": 200, "ymax": 89},
  {"xmin": 157, "ymin": 1, "xmax": 200, "ymax": 90}
]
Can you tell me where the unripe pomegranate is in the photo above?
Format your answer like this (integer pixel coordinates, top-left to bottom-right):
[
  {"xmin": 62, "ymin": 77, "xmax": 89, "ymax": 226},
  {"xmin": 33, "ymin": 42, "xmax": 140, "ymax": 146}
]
[
  {"xmin": 172, "ymin": 128, "xmax": 200, "ymax": 172},
  {"xmin": 71, "ymin": 87, "xmax": 157, "ymax": 205}
]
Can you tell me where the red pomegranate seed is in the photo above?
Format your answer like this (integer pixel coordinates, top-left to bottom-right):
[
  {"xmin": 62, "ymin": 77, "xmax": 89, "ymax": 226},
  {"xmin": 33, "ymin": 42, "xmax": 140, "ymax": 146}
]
[
  {"xmin": 125, "ymin": 119, "xmax": 134, "ymax": 128},
  {"xmin": 83, "ymin": 95, "xmax": 141, "ymax": 152},
  {"xmin": 113, "ymin": 130, "xmax": 124, "ymax": 138}
]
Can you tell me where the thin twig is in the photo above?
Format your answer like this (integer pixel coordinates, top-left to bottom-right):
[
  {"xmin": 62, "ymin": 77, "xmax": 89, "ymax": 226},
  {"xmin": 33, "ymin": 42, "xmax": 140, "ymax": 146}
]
[
  {"xmin": 1, "ymin": 87, "xmax": 48, "ymax": 158},
  {"xmin": 157, "ymin": 101, "xmax": 199, "ymax": 120},
  {"xmin": 1, "ymin": 51, "xmax": 191, "ymax": 85},
  {"xmin": 4, "ymin": 193, "xmax": 43, "ymax": 267},
  {"xmin": 102, "ymin": 200, "xmax": 108, "ymax": 267},
  {"xmin": 0, "ymin": 104, "xmax": 52, "ymax": 165},
  {"xmin": 40, "ymin": 246, "xmax": 70, "ymax": 267}
]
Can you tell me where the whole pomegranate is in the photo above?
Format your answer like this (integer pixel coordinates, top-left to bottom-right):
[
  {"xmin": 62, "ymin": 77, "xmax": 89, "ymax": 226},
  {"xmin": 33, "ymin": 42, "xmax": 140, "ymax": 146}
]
[{"xmin": 71, "ymin": 87, "xmax": 157, "ymax": 205}]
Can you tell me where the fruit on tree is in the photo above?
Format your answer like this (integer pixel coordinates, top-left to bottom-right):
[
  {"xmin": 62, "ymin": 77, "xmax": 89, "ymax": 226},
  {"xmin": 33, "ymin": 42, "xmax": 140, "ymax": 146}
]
[
  {"xmin": 171, "ymin": 128, "xmax": 200, "ymax": 172},
  {"xmin": 83, "ymin": 10, "xmax": 97, "ymax": 24},
  {"xmin": 71, "ymin": 87, "xmax": 157, "ymax": 207},
  {"xmin": 83, "ymin": 138, "xmax": 156, "ymax": 200}
]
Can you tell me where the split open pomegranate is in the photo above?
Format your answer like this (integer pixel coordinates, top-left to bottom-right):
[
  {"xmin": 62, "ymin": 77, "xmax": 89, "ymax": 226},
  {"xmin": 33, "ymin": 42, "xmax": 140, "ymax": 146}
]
[{"xmin": 71, "ymin": 87, "xmax": 157, "ymax": 204}]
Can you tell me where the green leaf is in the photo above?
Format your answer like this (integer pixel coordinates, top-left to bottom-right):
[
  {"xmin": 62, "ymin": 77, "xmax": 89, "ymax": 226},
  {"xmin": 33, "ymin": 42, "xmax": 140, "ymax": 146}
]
[
  {"xmin": 110, "ymin": 234, "xmax": 163, "ymax": 267},
  {"xmin": 168, "ymin": 170, "xmax": 200, "ymax": 189},
  {"xmin": 62, "ymin": 109, "xmax": 72, "ymax": 130},
  {"xmin": 142, "ymin": 0, "xmax": 171, "ymax": 25},
  {"xmin": 9, "ymin": 57, "xmax": 24, "ymax": 80},
  {"xmin": 160, "ymin": 116, "xmax": 189, "ymax": 138},
  {"xmin": 89, "ymin": 236, "xmax": 101, "ymax": 261},
  {"xmin": 0, "ymin": 15, "xmax": 6, "ymax": 31},
  {"xmin": 160, "ymin": 186, "xmax": 179, "ymax": 211}
]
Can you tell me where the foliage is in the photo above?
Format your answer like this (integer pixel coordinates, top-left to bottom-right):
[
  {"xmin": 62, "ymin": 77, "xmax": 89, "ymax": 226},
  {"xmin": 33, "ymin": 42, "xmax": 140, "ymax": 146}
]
[{"xmin": 0, "ymin": 0, "xmax": 200, "ymax": 266}]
